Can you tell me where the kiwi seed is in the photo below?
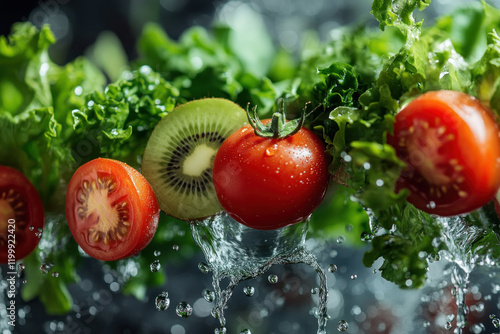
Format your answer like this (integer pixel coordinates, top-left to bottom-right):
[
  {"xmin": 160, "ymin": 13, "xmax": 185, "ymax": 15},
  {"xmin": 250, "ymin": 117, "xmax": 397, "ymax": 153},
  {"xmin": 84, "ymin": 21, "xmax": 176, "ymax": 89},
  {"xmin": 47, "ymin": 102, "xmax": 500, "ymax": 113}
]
[{"xmin": 142, "ymin": 98, "xmax": 247, "ymax": 220}]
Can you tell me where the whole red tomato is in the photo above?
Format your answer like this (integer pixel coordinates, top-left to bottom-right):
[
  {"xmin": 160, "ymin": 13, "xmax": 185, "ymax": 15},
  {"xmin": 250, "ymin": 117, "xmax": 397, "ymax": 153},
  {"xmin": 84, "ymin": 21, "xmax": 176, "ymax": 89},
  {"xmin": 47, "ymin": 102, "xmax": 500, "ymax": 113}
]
[
  {"xmin": 212, "ymin": 111, "xmax": 330, "ymax": 230},
  {"xmin": 387, "ymin": 90, "xmax": 500, "ymax": 216}
]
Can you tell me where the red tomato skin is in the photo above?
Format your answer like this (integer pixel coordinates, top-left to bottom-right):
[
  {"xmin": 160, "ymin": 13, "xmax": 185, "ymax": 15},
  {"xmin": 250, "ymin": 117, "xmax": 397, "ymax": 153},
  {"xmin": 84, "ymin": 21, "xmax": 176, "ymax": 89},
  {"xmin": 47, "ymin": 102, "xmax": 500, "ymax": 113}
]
[
  {"xmin": 0, "ymin": 166, "xmax": 45, "ymax": 263},
  {"xmin": 65, "ymin": 158, "xmax": 159, "ymax": 261},
  {"xmin": 388, "ymin": 90, "xmax": 500, "ymax": 216},
  {"xmin": 213, "ymin": 123, "xmax": 330, "ymax": 230}
]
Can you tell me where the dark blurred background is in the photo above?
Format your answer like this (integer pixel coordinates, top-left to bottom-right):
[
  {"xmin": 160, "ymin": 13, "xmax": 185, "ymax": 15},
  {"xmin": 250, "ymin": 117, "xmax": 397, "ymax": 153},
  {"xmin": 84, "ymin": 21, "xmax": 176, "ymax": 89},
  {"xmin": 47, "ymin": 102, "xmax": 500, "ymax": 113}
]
[{"xmin": 1, "ymin": 0, "xmax": 220, "ymax": 64}]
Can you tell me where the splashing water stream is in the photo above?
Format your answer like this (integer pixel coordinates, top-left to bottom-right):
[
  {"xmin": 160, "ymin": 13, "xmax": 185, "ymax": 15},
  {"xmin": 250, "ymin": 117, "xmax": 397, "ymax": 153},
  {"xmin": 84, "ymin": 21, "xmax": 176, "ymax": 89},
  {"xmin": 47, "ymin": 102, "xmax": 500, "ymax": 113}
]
[
  {"xmin": 190, "ymin": 212, "xmax": 329, "ymax": 333},
  {"xmin": 437, "ymin": 212, "xmax": 499, "ymax": 333}
]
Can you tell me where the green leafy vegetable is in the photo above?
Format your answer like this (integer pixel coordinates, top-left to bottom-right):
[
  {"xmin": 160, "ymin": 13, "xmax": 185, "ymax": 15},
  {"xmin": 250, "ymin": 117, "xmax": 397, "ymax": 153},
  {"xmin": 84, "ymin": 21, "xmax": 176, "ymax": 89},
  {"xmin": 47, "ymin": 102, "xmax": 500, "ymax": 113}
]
[
  {"xmin": 70, "ymin": 65, "xmax": 179, "ymax": 168},
  {"xmin": 3, "ymin": 0, "xmax": 500, "ymax": 312}
]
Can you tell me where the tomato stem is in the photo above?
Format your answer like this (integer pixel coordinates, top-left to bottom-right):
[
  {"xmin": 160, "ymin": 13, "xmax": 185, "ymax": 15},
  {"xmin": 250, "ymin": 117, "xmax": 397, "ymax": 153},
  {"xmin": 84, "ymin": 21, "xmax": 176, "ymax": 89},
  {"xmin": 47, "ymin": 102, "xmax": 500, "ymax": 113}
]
[{"xmin": 246, "ymin": 99, "xmax": 307, "ymax": 139}]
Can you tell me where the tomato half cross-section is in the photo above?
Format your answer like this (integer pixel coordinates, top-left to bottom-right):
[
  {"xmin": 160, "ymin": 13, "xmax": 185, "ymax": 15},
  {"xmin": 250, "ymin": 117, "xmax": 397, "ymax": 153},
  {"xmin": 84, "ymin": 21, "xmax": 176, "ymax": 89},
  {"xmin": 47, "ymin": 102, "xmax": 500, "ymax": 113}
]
[
  {"xmin": 0, "ymin": 166, "xmax": 45, "ymax": 263},
  {"xmin": 213, "ymin": 106, "xmax": 330, "ymax": 230},
  {"xmin": 66, "ymin": 158, "xmax": 160, "ymax": 261},
  {"xmin": 387, "ymin": 90, "xmax": 500, "ymax": 216}
]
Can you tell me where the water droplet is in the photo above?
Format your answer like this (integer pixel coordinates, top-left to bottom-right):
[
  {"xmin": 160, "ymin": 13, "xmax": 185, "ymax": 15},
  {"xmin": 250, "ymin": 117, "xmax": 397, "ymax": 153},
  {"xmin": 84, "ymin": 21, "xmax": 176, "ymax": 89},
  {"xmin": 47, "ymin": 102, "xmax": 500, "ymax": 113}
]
[
  {"xmin": 493, "ymin": 318, "xmax": 500, "ymax": 328},
  {"xmin": 239, "ymin": 329, "xmax": 251, "ymax": 334},
  {"xmin": 214, "ymin": 327, "xmax": 227, "ymax": 334},
  {"xmin": 375, "ymin": 179, "xmax": 384, "ymax": 187},
  {"xmin": 265, "ymin": 144, "xmax": 278, "ymax": 157},
  {"xmin": 74, "ymin": 86, "xmax": 83, "ymax": 96},
  {"xmin": 337, "ymin": 320, "xmax": 348, "ymax": 332},
  {"xmin": 52, "ymin": 272, "xmax": 60, "ymax": 278},
  {"xmin": 243, "ymin": 286, "xmax": 255, "ymax": 297},
  {"xmin": 471, "ymin": 323, "xmax": 485, "ymax": 333},
  {"xmin": 203, "ymin": 289, "xmax": 215, "ymax": 303},
  {"xmin": 444, "ymin": 321, "xmax": 453, "ymax": 330},
  {"xmin": 268, "ymin": 274, "xmax": 278, "ymax": 284},
  {"xmin": 28, "ymin": 226, "xmax": 34, "ymax": 231},
  {"xmin": 17, "ymin": 263, "xmax": 25, "ymax": 276},
  {"xmin": 22, "ymin": 279, "xmax": 27, "ymax": 284},
  {"xmin": 350, "ymin": 274, "xmax": 357, "ymax": 280},
  {"xmin": 336, "ymin": 236, "xmax": 345, "ymax": 244},
  {"xmin": 363, "ymin": 162, "xmax": 371, "ymax": 170},
  {"xmin": 172, "ymin": 245, "xmax": 179, "ymax": 251},
  {"xmin": 328, "ymin": 264, "xmax": 337, "ymax": 273},
  {"xmin": 311, "ymin": 287, "xmax": 318, "ymax": 295},
  {"xmin": 155, "ymin": 291, "xmax": 170, "ymax": 311},
  {"xmin": 176, "ymin": 301, "xmax": 193, "ymax": 317},
  {"xmin": 150, "ymin": 260, "xmax": 161, "ymax": 272},
  {"xmin": 154, "ymin": 250, "xmax": 161, "ymax": 257},
  {"xmin": 40, "ymin": 263, "xmax": 53, "ymax": 274},
  {"xmin": 427, "ymin": 201, "xmax": 436, "ymax": 209},
  {"xmin": 198, "ymin": 262, "xmax": 210, "ymax": 274}
]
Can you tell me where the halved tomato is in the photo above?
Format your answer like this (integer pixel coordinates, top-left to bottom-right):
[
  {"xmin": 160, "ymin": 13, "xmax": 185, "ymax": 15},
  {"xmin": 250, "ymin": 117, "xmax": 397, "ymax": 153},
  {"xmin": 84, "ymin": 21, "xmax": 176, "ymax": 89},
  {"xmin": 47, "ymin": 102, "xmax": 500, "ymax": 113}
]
[
  {"xmin": 387, "ymin": 90, "xmax": 500, "ymax": 216},
  {"xmin": 0, "ymin": 166, "xmax": 45, "ymax": 263},
  {"xmin": 65, "ymin": 158, "xmax": 159, "ymax": 261}
]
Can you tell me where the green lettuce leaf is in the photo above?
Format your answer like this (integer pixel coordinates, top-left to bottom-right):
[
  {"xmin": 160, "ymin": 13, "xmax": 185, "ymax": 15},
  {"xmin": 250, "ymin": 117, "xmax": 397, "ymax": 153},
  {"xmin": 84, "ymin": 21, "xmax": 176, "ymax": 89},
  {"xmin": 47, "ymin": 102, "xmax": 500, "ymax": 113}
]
[{"xmin": 70, "ymin": 66, "xmax": 179, "ymax": 168}]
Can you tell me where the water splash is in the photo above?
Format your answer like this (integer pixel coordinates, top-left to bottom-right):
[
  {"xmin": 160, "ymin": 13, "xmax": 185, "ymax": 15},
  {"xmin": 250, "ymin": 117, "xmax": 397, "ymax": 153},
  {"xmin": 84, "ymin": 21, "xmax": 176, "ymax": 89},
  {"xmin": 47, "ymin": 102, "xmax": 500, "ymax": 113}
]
[
  {"xmin": 436, "ymin": 213, "xmax": 500, "ymax": 333},
  {"xmin": 191, "ymin": 212, "xmax": 329, "ymax": 333}
]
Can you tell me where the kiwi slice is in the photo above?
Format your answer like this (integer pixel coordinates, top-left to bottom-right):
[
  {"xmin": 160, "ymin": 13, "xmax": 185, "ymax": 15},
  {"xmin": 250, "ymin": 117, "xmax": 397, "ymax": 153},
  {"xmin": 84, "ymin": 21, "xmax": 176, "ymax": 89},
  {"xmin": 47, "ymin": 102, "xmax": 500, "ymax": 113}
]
[{"xmin": 142, "ymin": 98, "xmax": 247, "ymax": 220}]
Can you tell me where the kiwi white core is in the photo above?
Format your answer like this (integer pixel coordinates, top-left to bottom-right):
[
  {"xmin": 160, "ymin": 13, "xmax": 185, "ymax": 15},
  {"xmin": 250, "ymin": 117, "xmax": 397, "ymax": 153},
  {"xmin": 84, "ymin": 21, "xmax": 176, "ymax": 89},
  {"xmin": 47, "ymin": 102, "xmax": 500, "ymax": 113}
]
[{"xmin": 183, "ymin": 145, "xmax": 217, "ymax": 177}]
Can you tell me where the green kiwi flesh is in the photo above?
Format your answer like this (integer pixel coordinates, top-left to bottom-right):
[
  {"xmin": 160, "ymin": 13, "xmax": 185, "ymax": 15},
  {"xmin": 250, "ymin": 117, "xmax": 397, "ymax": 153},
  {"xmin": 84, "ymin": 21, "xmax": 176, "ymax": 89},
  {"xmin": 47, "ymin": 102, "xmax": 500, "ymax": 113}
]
[{"xmin": 142, "ymin": 98, "xmax": 247, "ymax": 220}]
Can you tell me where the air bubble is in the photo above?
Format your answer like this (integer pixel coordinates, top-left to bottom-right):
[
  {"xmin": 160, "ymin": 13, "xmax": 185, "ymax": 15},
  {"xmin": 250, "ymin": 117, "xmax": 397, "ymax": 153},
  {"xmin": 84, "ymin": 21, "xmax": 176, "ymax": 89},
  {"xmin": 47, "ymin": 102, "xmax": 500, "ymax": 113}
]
[
  {"xmin": 52, "ymin": 272, "xmax": 60, "ymax": 278},
  {"xmin": 214, "ymin": 327, "xmax": 227, "ymax": 334},
  {"xmin": 203, "ymin": 289, "xmax": 215, "ymax": 303},
  {"xmin": 492, "ymin": 318, "xmax": 500, "ymax": 328},
  {"xmin": 268, "ymin": 274, "xmax": 279, "ymax": 284},
  {"xmin": 172, "ymin": 245, "xmax": 180, "ymax": 251},
  {"xmin": 243, "ymin": 286, "xmax": 255, "ymax": 297},
  {"xmin": 239, "ymin": 329, "xmax": 251, "ymax": 334},
  {"xmin": 150, "ymin": 260, "xmax": 161, "ymax": 272},
  {"xmin": 328, "ymin": 264, "xmax": 337, "ymax": 273},
  {"xmin": 40, "ymin": 263, "xmax": 53, "ymax": 274},
  {"xmin": 155, "ymin": 291, "xmax": 170, "ymax": 311},
  {"xmin": 337, "ymin": 320, "xmax": 348, "ymax": 332},
  {"xmin": 176, "ymin": 302, "xmax": 193, "ymax": 317},
  {"xmin": 154, "ymin": 250, "xmax": 161, "ymax": 257},
  {"xmin": 426, "ymin": 201, "xmax": 436, "ymax": 209},
  {"xmin": 350, "ymin": 274, "xmax": 357, "ymax": 280},
  {"xmin": 336, "ymin": 236, "xmax": 345, "ymax": 244},
  {"xmin": 198, "ymin": 262, "xmax": 210, "ymax": 274}
]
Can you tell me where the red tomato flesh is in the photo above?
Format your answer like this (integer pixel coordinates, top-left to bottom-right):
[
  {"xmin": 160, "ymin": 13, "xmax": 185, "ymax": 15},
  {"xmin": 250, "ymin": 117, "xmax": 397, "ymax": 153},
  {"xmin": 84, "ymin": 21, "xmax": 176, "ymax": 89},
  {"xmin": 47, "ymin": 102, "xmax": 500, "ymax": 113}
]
[
  {"xmin": 0, "ymin": 166, "xmax": 45, "ymax": 263},
  {"xmin": 66, "ymin": 158, "xmax": 159, "ymax": 261},
  {"xmin": 387, "ymin": 90, "xmax": 500, "ymax": 216},
  {"xmin": 213, "ymin": 122, "xmax": 330, "ymax": 230}
]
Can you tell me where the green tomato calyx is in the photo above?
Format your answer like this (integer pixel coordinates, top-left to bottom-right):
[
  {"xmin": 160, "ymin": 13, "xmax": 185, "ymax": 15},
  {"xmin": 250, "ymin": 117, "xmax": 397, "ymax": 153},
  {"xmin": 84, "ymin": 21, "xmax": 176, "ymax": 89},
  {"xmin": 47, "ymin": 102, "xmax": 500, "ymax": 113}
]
[{"xmin": 246, "ymin": 100, "xmax": 307, "ymax": 139}]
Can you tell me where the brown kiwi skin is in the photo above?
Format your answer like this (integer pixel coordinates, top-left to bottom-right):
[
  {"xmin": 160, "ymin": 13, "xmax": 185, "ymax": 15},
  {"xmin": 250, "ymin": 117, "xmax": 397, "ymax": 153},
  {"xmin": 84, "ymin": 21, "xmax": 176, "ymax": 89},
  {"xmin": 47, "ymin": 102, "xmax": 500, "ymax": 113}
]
[{"xmin": 141, "ymin": 97, "xmax": 247, "ymax": 221}]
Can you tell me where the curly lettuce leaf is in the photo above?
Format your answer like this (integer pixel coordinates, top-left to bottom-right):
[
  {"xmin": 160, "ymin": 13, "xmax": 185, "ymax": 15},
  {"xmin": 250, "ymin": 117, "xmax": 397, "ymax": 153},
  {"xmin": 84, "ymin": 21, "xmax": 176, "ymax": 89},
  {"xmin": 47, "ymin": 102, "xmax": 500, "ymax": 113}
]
[
  {"xmin": 371, "ymin": 0, "xmax": 430, "ymax": 41},
  {"xmin": 0, "ymin": 23, "xmax": 55, "ymax": 113},
  {"xmin": 70, "ymin": 66, "xmax": 179, "ymax": 168},
  {"xmin": 472, "ymin": 30, "xmax": 500, "ymax": 113}
]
